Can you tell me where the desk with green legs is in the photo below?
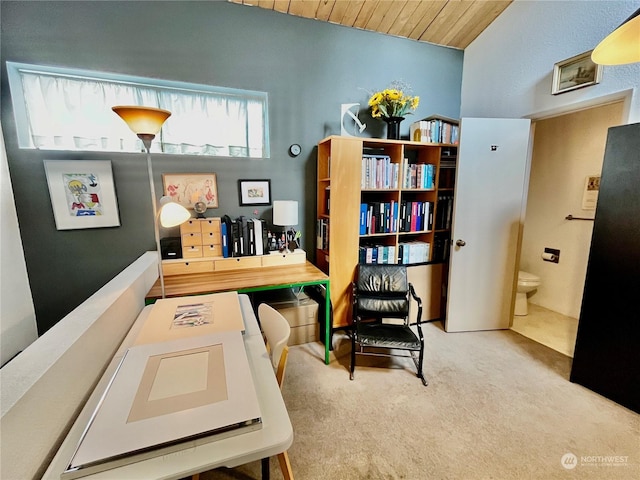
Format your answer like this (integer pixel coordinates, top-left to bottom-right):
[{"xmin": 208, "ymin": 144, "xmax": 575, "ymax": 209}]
[{"xmin": 146, "ymin": 261, "xmax": 332, "ymax": 364}]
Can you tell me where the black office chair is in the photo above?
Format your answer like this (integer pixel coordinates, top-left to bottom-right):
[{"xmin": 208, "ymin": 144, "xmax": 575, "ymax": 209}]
[{"xmin": 350, "ymin": 264, "xmax": 428, "ymax": 386}]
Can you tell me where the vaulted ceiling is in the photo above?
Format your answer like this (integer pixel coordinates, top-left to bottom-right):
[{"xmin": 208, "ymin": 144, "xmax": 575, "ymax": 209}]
[{"xmin": 229, "ymin": 0, "xmax": 513, "ymax": 50}]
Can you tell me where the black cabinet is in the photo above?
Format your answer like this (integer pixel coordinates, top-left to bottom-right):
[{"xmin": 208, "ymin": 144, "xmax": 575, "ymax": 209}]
[{"xmin": 570, "ymin": 123, "xmax": 640, "ymax": 413}]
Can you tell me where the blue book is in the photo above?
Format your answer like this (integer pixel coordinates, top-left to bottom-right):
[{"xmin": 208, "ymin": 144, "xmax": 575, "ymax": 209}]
[
  {"xmin": 221, "ymin": 222, "xmax": 230, "ymax": 258},
  {"xmin": 360, "ymin": 203, "xmax": 367, "ymax": 235},
  {"xmin": 392, "ymin": 201, "xmax": 399, "ymax": 233}
]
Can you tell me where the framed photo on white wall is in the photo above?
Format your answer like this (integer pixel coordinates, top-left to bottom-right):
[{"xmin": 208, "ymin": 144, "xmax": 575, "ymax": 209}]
[{"xmin": 552, "ymin": 50, "xmax": 602, "ymax": 95}]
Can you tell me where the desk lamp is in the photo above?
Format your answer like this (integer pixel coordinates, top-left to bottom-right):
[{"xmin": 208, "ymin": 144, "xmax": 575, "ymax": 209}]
[
  {"xmin": 112, "ymin": 105, "xmax": 190, "ymax": 298},
  {"xmin": 272, "ymin": 200, "xmax": 299, "ymax": 253}
]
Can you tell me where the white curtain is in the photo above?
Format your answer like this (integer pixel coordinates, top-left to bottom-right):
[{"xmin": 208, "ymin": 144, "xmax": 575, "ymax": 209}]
[{"xmin": 19, "ymin": 72, "xmax": 266, "ymax": 157}]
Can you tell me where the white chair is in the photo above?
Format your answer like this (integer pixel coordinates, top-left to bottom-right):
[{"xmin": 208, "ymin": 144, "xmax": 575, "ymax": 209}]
[{"xmin": 258, "ymin": 303, "xmax": 294, "ymax": 480}]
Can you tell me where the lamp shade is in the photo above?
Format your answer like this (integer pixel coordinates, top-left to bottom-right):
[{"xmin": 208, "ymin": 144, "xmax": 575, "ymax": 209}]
[
  {"xmin": 158, "ymin": 196, "xmax": 191, "ymax": 228},
  {"xmin": 272, "ymin": 200, "xmax": 298, "ymax": 226},
  {"xmin": 112, "ymin": 106, "xmax": 171, "ymax": 135},
  {"xmin": 591, "ymin": 8, "xmax": 640, "ymax": 65}
]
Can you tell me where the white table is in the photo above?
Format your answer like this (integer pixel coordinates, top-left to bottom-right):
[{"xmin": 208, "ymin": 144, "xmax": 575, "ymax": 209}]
[{"xmin": 44, "ymin": 294, "xmax": 293, "ymax": 480}]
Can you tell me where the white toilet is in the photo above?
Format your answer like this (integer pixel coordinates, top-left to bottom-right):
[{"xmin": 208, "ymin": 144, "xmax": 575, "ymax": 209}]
[{"xmin": 515, "ymin": 271, "xmax": 541, "ymax": 316}]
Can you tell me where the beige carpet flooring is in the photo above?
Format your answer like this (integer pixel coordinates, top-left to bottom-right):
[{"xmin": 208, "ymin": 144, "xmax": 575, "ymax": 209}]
[{"xmin": 199, "ymin": 321, "xmax": 639, "ymax": 480}]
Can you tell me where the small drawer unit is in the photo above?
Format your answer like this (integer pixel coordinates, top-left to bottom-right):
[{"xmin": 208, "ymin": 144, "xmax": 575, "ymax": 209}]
[
  {"xmin": 163, "ymin": 260, "xmax": 214, "ymax": 276},
  {"xmin": 179, "ymin": 218, "xmax": 222, "ymax": 259}
]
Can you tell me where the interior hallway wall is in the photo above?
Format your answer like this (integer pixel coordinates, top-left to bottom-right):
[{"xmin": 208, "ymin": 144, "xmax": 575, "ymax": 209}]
[
  {"xmin": 461, "ymin": 0, "xmax": 640, "ymax": 122},
  {"xmin": 521, "ymin": 101, "xmax": 624, "ymax": 318}
]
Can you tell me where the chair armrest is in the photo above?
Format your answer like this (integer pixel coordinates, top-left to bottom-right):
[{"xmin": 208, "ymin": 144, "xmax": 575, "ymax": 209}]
[{"xmin": 408, "ymin": 283, "xmax": 423, "ymax": 325}]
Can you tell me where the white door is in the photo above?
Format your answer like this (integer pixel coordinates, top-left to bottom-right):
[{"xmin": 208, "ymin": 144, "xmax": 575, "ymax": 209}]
[{"xmin": 445, "ymin": 118, "xmax": 532, "ymax": 332}]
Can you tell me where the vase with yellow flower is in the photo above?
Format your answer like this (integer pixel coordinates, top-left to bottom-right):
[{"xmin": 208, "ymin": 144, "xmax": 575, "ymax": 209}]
[{"xmin": 368, "ymin": 81, "xmax": 420, "ymax": 140}]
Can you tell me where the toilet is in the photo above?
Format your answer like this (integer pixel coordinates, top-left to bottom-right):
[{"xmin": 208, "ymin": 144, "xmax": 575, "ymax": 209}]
[{"xmin": 515, "ymin": 271, "xmax": 541, "ymax": 316}]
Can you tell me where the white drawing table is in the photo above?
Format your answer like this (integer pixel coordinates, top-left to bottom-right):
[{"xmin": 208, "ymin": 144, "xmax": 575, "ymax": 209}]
[{"xmin": 43, "ymin": 294, "xmax": 293, "ymax": 480}]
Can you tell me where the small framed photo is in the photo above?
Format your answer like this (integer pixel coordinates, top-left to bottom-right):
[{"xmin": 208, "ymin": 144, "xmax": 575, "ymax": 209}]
[
  {"xmin": 238, "ymin": 179, "xmax": 271, "ymax": 206},
  {"xmin": 552, "ymin": 50, "xmax": 602, "ymax": 95},
  {"xmin": 162, "ymin": 173, "xmax": 218, "ymax": 209},
  {"xmin": 582, "ymin": 175, "xmax": 600, "ymax": 210},
  {"xmin": 44, "ymin": 160, "xmax": 120, "ymax": 230}
]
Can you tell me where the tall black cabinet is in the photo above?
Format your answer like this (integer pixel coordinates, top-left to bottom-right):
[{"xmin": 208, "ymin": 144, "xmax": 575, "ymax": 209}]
[{"xmin": 570, "ymin": 122, "xmax": 640, "ymax": 413}]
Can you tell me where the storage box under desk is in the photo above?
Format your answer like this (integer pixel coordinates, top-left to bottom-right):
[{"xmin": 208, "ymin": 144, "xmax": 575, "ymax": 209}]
[{"xmin": 254, "ymin": 290, "xmax": 319, "ymax": 346}]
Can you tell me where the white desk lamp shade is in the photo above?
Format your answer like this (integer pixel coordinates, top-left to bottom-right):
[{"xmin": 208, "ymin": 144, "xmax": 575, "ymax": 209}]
[
  {"xmin": 159, "ymin": 196, "xmax": 191, "ymax": 228},
  {"xmin": 272, "ymin": 200, "xmax": 298, "ymax": 226}
]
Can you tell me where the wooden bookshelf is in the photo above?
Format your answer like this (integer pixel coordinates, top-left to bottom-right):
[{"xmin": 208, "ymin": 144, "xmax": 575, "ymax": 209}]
[{"xmin": 316, "ymin": 135, "xmax": 457, "ymax": 330}]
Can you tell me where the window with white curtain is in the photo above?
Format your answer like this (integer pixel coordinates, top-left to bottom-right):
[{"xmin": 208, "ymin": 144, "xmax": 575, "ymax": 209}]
[{"xmin": 6, "ymin": 62, "xmax": 270, "ymax": 158}]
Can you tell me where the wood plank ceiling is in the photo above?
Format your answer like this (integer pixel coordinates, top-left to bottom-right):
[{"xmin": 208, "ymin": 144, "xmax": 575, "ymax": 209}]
[{"xmin": 229, "ymin": 0, "xmax": 513, "ymax": 50}]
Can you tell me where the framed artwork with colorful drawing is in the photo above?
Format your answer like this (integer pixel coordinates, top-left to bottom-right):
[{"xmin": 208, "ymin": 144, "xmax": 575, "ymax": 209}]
[
  {"xmin": 162, "ymin": 173, "xmax": 219, "ymax": 209},
  {"xmin": 44, "ymin": 160, "xmax": 120, "ymax": 230}
]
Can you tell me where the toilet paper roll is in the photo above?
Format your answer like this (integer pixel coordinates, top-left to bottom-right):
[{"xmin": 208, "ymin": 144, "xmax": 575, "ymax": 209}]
[{"xmin": 541, "ymin": 252, "xmax": 557, "ymax": 262}]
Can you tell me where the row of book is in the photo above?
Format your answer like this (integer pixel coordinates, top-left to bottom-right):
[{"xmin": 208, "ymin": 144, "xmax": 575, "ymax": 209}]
[
  {"xmin": 398, "ymin": 241, "xmax": 431, "ymax": 265},
  {"xmin": 359, "ymin": 245, "xmax": 396, "ymax": 265},
  {"xmin": 432, "ymin": 234, "xmax": 451, "ymax": 263},
  {"xmin": 361, "ymin": 154, "xmax": 399, "ymax": 190},
  {"xmin": 221, "ymin": 216, "xmax": 279, "ymax": 257},
  {"xmin": 434, "ymin": 195, "xmax": 454, "ymax": 231},
  {"xmin": 359, "ymin": 201, "xmax": 433, "ymax": 235},
  {"xmin": 316, "ymin": 218, "xmax": 329, "ymax": 251},
  {"xmin": 410, "ymin": 116, "xmax": 460, "ymax": 145},
  {"xmin": 401, "ymin": 159, "xmax": 435, "ymax": 190},
  {"xmin": 358, "ymin": 241, "xmax": 432, "ymax": 265}
]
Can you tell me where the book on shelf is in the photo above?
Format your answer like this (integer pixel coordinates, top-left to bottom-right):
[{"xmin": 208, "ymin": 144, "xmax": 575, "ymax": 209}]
[
  {"xmin": 361, "ymin": 154, "xmax": 398, "ymax": 189},
  {"xmin": 435, "ymin": 195, "xmax": 454, "ymax": 230},
  {"xmin": 398, "ymin": 241, "xmax": 431, "ymax": 265},
  {"xmin": 401, "ymin": 159, "xmax": 436, "ymax": 189},
  {"xmin": 316, "ymin": 218, "xmax": 329, "ymax": 251},
  {"xmin": 409, "ymin": 115, "xmax": 460, "ymax": 144},
  {"xmin": 359, "ymin": 244, "xmax": 397, "ymax": 265},
  {"xmin": 360, "ymin": 201, "xmax": 401, "ymax": 235},
  {"xmin": 253, "ymin": 218, "xmax": 265, "ymax": 256}
]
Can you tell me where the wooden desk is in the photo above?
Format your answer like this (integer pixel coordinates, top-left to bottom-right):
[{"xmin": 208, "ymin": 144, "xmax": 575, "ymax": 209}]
[
  {"xmin": 44, "ymin": 295, "xmax": 292, "ymax": 480},
  {"xmin": 146, "ymin": 261, "xmax": 332, "ymax": 364}
]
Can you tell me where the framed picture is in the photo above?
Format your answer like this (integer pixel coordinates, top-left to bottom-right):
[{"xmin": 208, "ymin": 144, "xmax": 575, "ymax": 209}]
[
  {"xmin": 582, "ymin": 175, "xmax": 600, "ymax": 210},
  {"xmin": 44, "ymin": 160, "xmax": 120, "ymax": 230},
  {"xmin": 552, "ymin": 50, "xmax": 602, "ymax": 95},
  {"xmin": 162, "ymin": 173, "xmax": 218, "ymax": 209},
  {"xmin": 238, "ymin": 179, "xmax": 271, "ymax": 206}
]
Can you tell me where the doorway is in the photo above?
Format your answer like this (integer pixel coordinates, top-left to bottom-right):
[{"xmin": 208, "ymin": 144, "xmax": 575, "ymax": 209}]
[{"xmin": 511, "ymin": 101, "xmax": 625, "ymax": 357}]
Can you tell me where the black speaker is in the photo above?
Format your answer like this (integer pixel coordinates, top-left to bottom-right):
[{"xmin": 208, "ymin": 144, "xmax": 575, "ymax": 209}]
[{"xmin": 160, "ymin": 237, "xmax": 182, "ymax": 260}]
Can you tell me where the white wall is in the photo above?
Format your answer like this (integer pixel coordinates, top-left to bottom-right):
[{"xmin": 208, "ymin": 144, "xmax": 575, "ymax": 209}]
[
  {"xmin": 461, "ymin": 0, "xmax": 639, "ymax": 319},
  {"xmin": 0, "ymin": 122, "xmax": 37, "ymax": 366},
  {"xmin": 461, "ymin": 0, "xmax": 640, "ymax": 123},
  {"xmin": 521, "ymin": 102, "xmax": 623, "ymax": 318}
]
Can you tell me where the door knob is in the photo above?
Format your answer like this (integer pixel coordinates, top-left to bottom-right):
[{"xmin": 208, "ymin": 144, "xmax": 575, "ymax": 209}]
[{"xmin": 455, "ymin": 239, "xmax": 466, "ymax": 247}]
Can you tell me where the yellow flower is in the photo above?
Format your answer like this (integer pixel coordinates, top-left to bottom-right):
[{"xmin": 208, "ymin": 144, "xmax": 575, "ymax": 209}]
[
  {"xmin": 368, "ymin": 92, "xmax": 383, "ymax": 107},
  {"xmin": 367, "ymin": 81, "xmax": 419, "ymax": 119},
  {"xmin": 386, "ymin": 89, "xmax": 401, "ymax": 101}
]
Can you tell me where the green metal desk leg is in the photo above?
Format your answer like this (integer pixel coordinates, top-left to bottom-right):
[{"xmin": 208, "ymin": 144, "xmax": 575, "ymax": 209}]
[{"xmin": 324, "ymin": 280, "xmax": 330, "ymax": 364}]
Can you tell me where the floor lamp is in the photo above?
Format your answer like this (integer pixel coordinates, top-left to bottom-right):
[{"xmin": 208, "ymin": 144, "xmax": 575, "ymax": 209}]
[{"xmin": 112, "ymin": 105, "xmax": 190, "ymax": 298}]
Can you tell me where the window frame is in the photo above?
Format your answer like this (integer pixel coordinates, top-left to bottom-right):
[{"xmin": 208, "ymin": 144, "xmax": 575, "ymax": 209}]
[{"xmin": 6, "ymin": 61, "xmax": 270, "ymax": 158}]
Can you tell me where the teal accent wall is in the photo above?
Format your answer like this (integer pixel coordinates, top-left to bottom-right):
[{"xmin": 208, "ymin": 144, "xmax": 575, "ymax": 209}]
[{"xmin": 1, "ymin": 1, "xmax": 462, "ymax": 334}]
